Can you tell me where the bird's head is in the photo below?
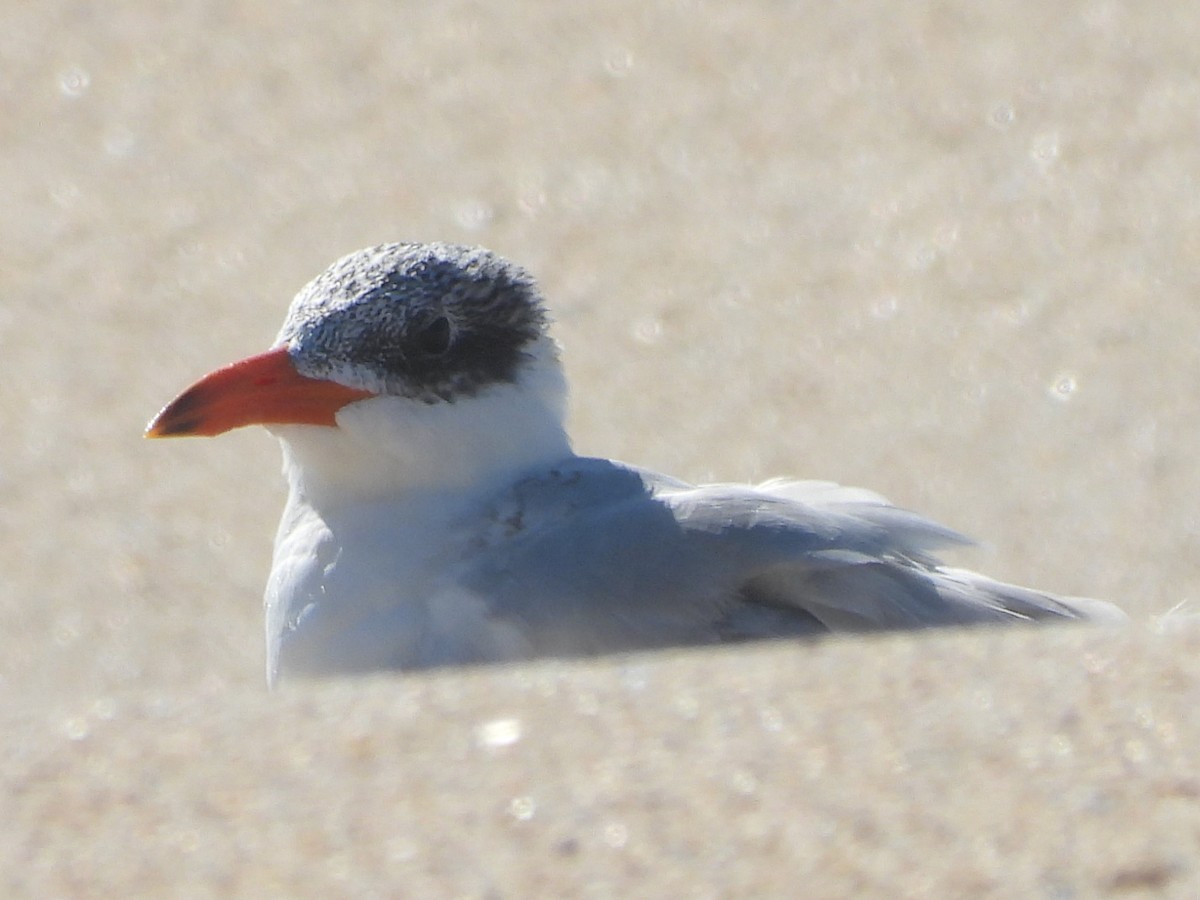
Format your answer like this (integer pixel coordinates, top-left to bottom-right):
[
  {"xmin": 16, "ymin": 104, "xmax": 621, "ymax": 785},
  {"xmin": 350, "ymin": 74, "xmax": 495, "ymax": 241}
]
[
  {"xmin": 147, "ymin": 243, "xmax": 571, "ymax": 499},
  {"xmin": 147, "ymin": 242, "xmax": 562, "ymax": 438}
]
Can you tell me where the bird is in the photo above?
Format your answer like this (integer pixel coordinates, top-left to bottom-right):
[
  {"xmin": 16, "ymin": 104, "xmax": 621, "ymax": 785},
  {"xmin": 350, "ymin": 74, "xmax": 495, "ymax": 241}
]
[{"xmin": 146, "ymin": 242, "xmax": 1126, "ymax": 686}]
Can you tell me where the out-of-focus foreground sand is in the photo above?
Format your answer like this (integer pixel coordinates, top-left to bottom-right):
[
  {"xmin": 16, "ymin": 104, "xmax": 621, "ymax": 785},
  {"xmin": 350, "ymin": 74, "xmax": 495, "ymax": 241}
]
[{"xmin": 5, "ymin": 2, "xmax": 1200, "ymax": 895}]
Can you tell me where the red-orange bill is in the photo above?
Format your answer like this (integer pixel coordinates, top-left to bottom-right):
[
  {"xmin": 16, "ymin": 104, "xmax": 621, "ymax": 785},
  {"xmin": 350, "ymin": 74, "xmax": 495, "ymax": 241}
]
[{"xmin": 145, "ymin": 346, "xmax": 374, "ymax": 438}]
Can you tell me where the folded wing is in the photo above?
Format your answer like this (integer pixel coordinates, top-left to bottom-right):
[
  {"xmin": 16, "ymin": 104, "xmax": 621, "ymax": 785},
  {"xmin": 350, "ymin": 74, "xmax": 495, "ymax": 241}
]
[{"xmin": 462, "ymin": 458, "xmax": 1125, "ymax": 655}]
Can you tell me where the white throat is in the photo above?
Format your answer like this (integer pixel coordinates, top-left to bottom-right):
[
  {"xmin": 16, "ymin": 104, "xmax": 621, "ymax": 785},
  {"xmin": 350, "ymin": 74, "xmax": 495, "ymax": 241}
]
[{"xmin": 269, "ymin": 339, "xmax": 573, "ymax": 510}]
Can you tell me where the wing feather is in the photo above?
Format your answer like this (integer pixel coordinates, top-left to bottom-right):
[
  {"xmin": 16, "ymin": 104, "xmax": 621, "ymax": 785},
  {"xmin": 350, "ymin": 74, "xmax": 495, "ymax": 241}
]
[{"xmin": 460, "ymin": 457, "xmax": 1125, "ymax": 655}]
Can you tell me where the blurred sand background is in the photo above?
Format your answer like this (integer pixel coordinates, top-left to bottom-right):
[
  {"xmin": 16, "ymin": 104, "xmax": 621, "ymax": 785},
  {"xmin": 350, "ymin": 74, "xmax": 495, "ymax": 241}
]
[{"xmin": 5, "ymin": 1, "xmax": 1200, "ymax": 895}]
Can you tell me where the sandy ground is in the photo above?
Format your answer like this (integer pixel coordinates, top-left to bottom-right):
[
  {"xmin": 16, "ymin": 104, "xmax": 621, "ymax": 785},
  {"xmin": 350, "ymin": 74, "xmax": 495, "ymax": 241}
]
[{"xmin": 5, "ymin": 1, "xmax": 1200, "ymax": 895}]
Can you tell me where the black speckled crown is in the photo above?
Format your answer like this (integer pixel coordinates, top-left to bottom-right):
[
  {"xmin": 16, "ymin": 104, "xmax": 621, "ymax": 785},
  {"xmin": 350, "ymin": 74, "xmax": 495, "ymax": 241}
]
[{"xmin": 278, "ymin": 243, "xmax": 550, "ymax": 402}]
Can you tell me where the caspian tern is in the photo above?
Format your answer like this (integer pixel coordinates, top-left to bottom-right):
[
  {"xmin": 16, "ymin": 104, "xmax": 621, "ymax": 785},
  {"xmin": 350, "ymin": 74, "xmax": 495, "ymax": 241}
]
[{"xmin": 147, "ymin": 242, "xmax": 1125, "ymax": 686}]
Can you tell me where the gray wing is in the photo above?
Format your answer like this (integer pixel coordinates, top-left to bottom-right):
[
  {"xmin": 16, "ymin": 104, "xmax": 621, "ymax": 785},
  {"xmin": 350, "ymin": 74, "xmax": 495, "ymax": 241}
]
[{"xmin": 459, "ymin": 457, "xmax": 1125, "ymax": 657}]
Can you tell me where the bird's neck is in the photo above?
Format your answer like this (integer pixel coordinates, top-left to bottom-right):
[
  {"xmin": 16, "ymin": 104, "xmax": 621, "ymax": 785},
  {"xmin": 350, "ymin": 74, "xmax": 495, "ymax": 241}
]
[{"xmin": 270, "ymin": 351, "xmax": 573, "ymax": 511}]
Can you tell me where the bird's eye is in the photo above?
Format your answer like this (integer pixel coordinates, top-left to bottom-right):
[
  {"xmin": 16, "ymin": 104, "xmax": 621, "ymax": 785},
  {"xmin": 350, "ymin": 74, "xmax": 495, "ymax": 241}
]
[{"xmin": 416, "ymin": 316, "xmax": 452, "ymax": 356}]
